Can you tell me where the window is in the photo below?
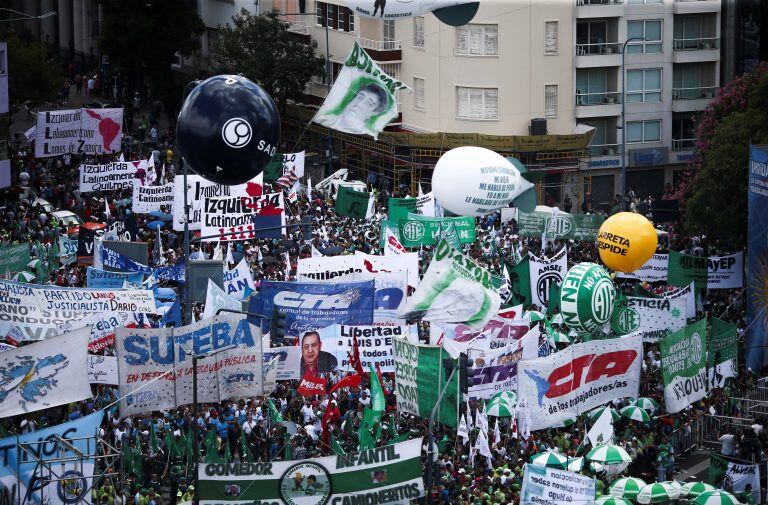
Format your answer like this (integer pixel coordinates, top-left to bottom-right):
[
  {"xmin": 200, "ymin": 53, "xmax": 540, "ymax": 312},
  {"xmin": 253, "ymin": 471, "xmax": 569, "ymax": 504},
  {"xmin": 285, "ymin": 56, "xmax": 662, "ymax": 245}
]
[
  {"xmin": 626, "ymin": 120, "xmax": 661, "ymax": 143},
  {"xmin": 628, "ymin": 0, "xmax": 662, "ymax": 3},
  {"xmin": 674, "ymin": 15, "xmax": 703, "ymax": 50},
  {"xmin": 627, "ymin": 20, "xmax": 662, "ymax": 54},
  {"xmin": 576, "ymin": 68, "xmax": 609, "ymax": 105},
  {"xmin": 456, "ymin": 24, "xmax": 498, "ymax": 56},
  {"xmin": 316, "ymin": 2, "xmax": 355, "ymax": 32},
  {"xmin": 316, "ymin": 2, "xmax": 324, "ymax": 26},
  {"xmin": 544, "ymin": 21, "xmax": 558, "ymax": 54},
  {"xmin": 338, "ymin": 7, "xmax": 346, "ymax": 31},
  {"xmin": 383, "ymin": 20, "xmax": 395, "ymax": 42},
  {"xmin": 327, "ymin": 3, "xmax": 334, "ymax": 28},
  {"xmin": 414, "ymin": 17, "xmax": 425, "ymax": 48},
  {"xmin": 545, "ymin": 84, "xmax": 558, "ymax": 118},
  {"xmin": 456, "ymin": 87, "xmax": 498, "ymax": 120},
  {"xmin": 626, "ymin": 68, "xmax": 662, "ymax": 102},
  {"xmin": 414, "ymin": 78, "xmax": 425, "ymax": 110},
  {"xmin": 672, "ymin": 113, "xmax": 696, "ymax": 149}
]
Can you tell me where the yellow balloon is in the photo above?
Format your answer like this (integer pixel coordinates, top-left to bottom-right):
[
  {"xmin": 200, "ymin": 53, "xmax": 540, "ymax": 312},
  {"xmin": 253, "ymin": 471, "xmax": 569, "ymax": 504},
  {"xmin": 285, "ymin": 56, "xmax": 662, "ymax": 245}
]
[{"xmin": 596, "ymin": 212, "xmax": 658, "ymax": 273}]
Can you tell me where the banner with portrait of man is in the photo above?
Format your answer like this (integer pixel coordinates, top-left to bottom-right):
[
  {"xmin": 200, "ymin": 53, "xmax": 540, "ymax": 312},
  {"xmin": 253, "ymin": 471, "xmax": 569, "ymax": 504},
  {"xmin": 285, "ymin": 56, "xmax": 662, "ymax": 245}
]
[{"xmin": 313, "ymin": 42, "xmax": 409, "ymax": 139}]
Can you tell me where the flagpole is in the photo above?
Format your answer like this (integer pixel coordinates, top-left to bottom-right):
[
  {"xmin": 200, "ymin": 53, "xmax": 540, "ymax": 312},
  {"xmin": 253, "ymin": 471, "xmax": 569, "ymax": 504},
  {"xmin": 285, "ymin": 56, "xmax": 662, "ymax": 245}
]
[{"xmin": 425, "ymin": 366, "xmax": 458, "ymax": 505}]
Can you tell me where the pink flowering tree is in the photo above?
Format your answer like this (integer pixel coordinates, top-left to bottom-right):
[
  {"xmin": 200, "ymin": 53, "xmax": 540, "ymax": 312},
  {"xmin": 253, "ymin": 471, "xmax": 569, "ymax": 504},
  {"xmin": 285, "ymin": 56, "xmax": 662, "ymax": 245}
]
[{"xmin": 683, "ymin": 62, "xmax": 768, "ymax": 247}]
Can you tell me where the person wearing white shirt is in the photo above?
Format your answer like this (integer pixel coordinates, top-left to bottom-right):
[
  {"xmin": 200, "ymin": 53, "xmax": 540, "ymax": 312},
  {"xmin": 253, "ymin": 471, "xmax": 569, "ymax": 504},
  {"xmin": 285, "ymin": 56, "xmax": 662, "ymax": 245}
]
[
  {"xmin": 242, "ymin": 414, "xmax": 257, "ymax": 436},
  {"xmin": 718, "ymin": 432, "xmax": 737, "ymax": 456}
]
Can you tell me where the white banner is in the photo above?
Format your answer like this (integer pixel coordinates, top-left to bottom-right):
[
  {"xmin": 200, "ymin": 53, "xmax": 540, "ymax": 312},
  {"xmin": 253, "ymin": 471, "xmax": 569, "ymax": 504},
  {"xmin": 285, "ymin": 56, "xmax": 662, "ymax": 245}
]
[
  {"xmin": 517, "ymin": 334, "xmax": 642, "ymax": 431},
  {"xmin": 529, "ymin": 248, "xmax": 568, "ymax": 310},
  {"xmin": 201, "ymin": 192, "xmax": 284, "ymax": 242},
  {"xmin": 282, "ymin": 151, "xmax": 305, "ymax": 178},
  {"xmin": 707, "ymin": 252, "xmax": 744, "ymax": 289},
  {"xmin": 224, "ymin": 259, "xmax": 256, "ymax": 300},
  {"xmin": 521, "ymin": 464, "xmax": 595, "ymax": 505},
  {"xmin": 298, "ymin": 252, "xmax": 420, "ymax": 289},
  {"xmin": 58, "ymin": 236, "xmax": 78, "ymax": 265},
  {"xmin": 79, "ymin": 161, "xmax": 143, "ymax": 193},
  {"xmin": 665, "ymin": 284, "xmax": 696, "ymax": 319},
  {"xmin": 616, "ymin": 253, "xmax": 669, "ymax": 282},
  {"xmin": 202, "ymin": 280, "xmax": 241, "ymax": 320},
  {"xmin": 416, "ymin": 192, "xmax": 436, "ymax": 217},
  {"xmin": 0, "ymin": 279, "xmax": 86, "ymax": 341},
  {"xmin": 115, "ymin": 314, "xmax": 263, "ymax": 417},
  {"xmin": 0, "ymin": 327, "xmax": 92, "ymax": 417},
  {"xmin": 316, "ymin": 324, "xmax": 417, "ymax": 372},
  {"xmin": 172, "ymin": 175, "xmax": 260, "ymax": 232},
  {"xmin": 33, "ymin": 286, "xmax": 157, "ymax": 314},
  {"xmin": 88, "ymin": 354, "xmax": 118, "ymax": 384},
  {"xmin": 132, "ymin": 182, "xmax": 174, "ymax": 213},
  {"xmin": 623, "ymin": 296, "xmax": 687, "ymax": 342},
  {"xmin": 35, "ymin": 107, "xmax": 123, "ymax": 158},
  {"xmin": 58, "ymin": 311, "xmax": 134, "ymax": 352}
]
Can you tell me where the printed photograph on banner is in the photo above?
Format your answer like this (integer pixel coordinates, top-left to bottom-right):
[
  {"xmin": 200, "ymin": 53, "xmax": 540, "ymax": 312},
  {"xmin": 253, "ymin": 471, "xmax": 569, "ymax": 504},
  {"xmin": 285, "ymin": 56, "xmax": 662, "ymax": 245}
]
[
  {"xmin": 317, "ymin": 324, "xmax": 417, "ymax": 373},
  {"xmin": 36, "ymin": 108, "xmax": 123, "ymax": 158}
]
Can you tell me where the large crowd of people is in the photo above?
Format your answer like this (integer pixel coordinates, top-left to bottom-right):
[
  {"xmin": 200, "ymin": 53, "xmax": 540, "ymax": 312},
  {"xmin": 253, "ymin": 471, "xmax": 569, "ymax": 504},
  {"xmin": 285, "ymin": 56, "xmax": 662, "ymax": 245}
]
[{"xmin": 0, "ymin": 81, "xmax": 765, "ymax": 505}]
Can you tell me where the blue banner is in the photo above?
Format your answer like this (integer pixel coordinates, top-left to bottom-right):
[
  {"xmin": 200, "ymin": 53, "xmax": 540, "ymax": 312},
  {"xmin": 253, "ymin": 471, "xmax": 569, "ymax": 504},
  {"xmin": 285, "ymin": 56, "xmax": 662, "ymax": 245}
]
[
  {"xmin": 0, "ymin": 411, "xmax": 105, "ymax": 505},
  {"xmin": 748, "ymin": 146, "xmax": 768, "ymax": 372},
  {"xmin": 155, "ymin": 261, "xmax": 186, "ymax": 283},
  {"xmin": 250, "ymin": 280, "xmax": 375, "ymax": 337},
  {"xmin": 101, "ymin": 247, "xmax": 152, "ymax": 275},
  {"xmin": 86, "ymin": 266, "xmax": 144, "ymax": 288}
]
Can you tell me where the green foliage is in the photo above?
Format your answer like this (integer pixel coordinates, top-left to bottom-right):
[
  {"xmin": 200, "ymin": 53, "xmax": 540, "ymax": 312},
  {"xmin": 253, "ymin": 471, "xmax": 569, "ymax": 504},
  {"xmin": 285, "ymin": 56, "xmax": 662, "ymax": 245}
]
[
  {"xmin": 684, "ymin": 63, "xmax": 768, "ymax": 247},
  {"xmin": 217, "ymin": 9, "xmax": 325, "ymax": 111},
  {"xmin": 5, "ymin": 33, "xmax": 60, "ymax": 113}
]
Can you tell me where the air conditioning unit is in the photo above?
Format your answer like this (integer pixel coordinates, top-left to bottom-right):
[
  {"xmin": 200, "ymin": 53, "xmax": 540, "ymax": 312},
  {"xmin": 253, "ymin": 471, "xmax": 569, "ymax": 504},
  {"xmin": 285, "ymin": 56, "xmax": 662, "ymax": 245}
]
[
  {"xmin": 531, "ymin": 118, "xmax": 547, "ymax": 136},
  {"xmin": 604, "ymin": 147, "xmax": 616, "ymax": 155}
]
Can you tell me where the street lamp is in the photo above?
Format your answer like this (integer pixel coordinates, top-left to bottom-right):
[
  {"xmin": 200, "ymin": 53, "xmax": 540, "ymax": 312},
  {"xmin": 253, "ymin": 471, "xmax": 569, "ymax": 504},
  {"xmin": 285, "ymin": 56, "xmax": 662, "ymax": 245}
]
[
  {"xmin": 278, "ymin": 11, "xmax": 334, "ymax": 177},
  {"xmin": 620, "ymin": 36, "xmax": 647, "ymax": 211}
]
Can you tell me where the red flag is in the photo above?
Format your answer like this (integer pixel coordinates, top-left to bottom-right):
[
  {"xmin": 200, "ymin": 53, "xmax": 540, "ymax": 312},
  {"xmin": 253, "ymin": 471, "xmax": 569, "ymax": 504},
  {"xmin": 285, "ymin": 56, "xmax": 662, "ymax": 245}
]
[
  {"xmin": 327, "ymin": 373, "xmax": 362, "ymax": 395},
  {"xmin": 348, "ymin": 334, "xmax": 365, "ymax": 377},
  {"xmin": 297, "ymin": 373, "xmax": 328, "ymax": 397},
  {"xmin": 320, "ymin": 398, "xmax": 340, "ymax": 448}
]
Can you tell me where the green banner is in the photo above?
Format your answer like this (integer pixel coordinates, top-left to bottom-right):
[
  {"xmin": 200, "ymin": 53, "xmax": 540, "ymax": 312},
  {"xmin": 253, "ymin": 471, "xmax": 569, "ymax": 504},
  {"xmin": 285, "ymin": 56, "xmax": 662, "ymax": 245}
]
[
  {"xmin": 708, "ymin": 317, "xmax": 738, "ymax": 388},
  {"xmin": 393, "ymin": 338, "xmax": 459, "ymax": 428},
  {"xmin": 661, "ymin": 318, "xmax": 708, "ymax": 413},
  {"xmin": 517, "ymin": 211, "xmax": 605, "ymax": 241},
  {"xmin": 505, "ymin": 259, "xmax": 531, "ymax": 307},
  {"xmin": 397, "ymin": 213, "xmax": 476, "ymax": 248},
  {"xmin": 708, "ymin": 454, "xmax": 761, "ymax": 502},
  {"xmin": 0, "ymin": 243, "xmax": 31, "ymax": 275},
  {"xmin": 388, "ymin": 197, "xmax": 418, "ymax": 225},
  {"xmin": 668, "ymin": 251, "xmax": 708, "ymax": 289},
  {"xmin": 335, "ymin": 185, "xmax": 369, "ymax": 219},
  {"xmin": 198, "ymin": 439, "xmax": 424, "ymax": 504}
]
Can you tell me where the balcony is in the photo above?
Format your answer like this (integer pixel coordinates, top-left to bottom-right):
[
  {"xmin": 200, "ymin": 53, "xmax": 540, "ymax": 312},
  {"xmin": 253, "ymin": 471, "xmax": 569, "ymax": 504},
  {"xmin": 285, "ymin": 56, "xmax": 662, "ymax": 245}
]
[
  {"xmin": 575, "ymin": 0, "xmax": 624, "ymax": 19},
  {"xmin": 575, "ymin": 42, "xmax": 622, "ymax": 68},
  {"xmin": 671, "ymin": 86, "xmax": 718, "ymax": 112},
  {"xmin": 673, "ymin": 37, "xmax": 720, "ymax": 63},
  {"xmin": 286, "ymin": 22, "xmax": 312, "ymax": 44},
  {"xmin": 358, "ymin": 38, "xmax": 402, "ymax": 62},
  {"xmin": 672, "ymin": 138, "xmax": 696, "ymax": 150},
  {"xmin": 589, "ymin": 143, "xmax": 621, "ymax": 157},
  {"xmin": 673, "ymin": 0, "xmax": 721, "ymax": 14},
  {"xmin": 575, "ymin": 91, "xmax": 622, "ymax": 118}
]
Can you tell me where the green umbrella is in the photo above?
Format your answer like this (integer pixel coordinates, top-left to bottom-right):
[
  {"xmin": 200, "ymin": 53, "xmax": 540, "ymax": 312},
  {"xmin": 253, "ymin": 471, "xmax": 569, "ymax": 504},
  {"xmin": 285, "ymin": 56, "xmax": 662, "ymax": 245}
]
[
  {"xmin": 636, "ymin": 482, "xmax": 681, "ymax": 504},
  {"xmin": 486, "ymin": 391, "xmax": 517, "ymax": 417},
  {"xmin": 586, "ymin": 444, "xmax": 632, "ymax": 464},
  {"xmin": 631, "ymin": 397, "xmax": 659, "ymax": 413},
  {"xmin": 588, "ymin": 406, "xmax": 621, "ymax": 423},
  {"xmin": 549, "ymin": 313, "xmax": 564, "ymax": 324},
  {"xmin": 620, "ymin": 405, "xmax": 651, "ymax": 422},
  {"xmin": 566, "ymin": 456, "xmax": 584, "ymax": 472},
  {"xmin": 530, "ymin": 450, "xmax": 567, "ymax": 469},
  {"xmin": 12, "ymin": 271, "xmax": 36, "ymax": 282},
  {"xmin": 693, "ymin": 490, "xmax": 739, "ymax": 505},
  {"xmin": 26, "ymin": 259, "xmax": 42, "ymax": 270},
  {"xmin": 682, "ymin": 482, "xmax": 716, "ymax": 498},
  {"xmin": 526, "ymin": 310, "xmax": 545, "ymax": 323},
  {"xmin": 609, "ymin": 477, "xmax": 647, "ymax": 500},
  {"xmin": 559, "ymin": 416, "xmax": 577, "ymax": 428},
  {"xmin": 547, "ymin": 330, "xmax": 573, "ymax": 345},
  {"xmin": 596, "ymin": 497, "xmax": 631, "ymax": 505}
]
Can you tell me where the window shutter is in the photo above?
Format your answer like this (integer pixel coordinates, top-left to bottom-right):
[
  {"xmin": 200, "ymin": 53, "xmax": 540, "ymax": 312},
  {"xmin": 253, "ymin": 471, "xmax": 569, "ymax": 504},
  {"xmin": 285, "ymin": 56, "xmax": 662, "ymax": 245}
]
[
  {"xmin": 544, "ymin": 21, "xmax": 558, "ymax": 54},
  {"xmin": 415, "ymin": 78, "xmax": 425, "ymax": 109},
  {"xmin": 457, "ymin": 87, "xmax": 470, "ymax": 118},
  {"xmin": 469, "ymin": 25, "xmax": 484, "ymax": 55},
  {"xmin": 485, "ymin": 26, "xmax": 498, "ymax": 55},
  {"xmin": 457, "ymin": 26, "xmax": 469, "ymax": 54},
  {"xmin": 484, "ymin": 89, "xmax": 498, "ymax": 119}
]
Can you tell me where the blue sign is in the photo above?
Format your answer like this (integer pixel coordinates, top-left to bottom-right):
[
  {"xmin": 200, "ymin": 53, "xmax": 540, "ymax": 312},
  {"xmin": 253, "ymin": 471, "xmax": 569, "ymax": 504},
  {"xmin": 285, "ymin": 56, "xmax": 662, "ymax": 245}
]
[
  {"xmin": 86, "ymin": 267, "xmax": 144, "ymax": 288},
  {"xmin": 586, "ymin": 158, "xmax": 621, "ymax": 169},
  {"xmin": 0, "ymin": 411, "xmax": 104, "ymax": 505},
  {"xmin": 155, "ymin": 261, "xmax": 186, "ymax": 283},
  {"xmin": 747, "ymin": 146, "xmax": 768, "ymax": 372},
  {"xmin": 250, "ymin": 280, "xmax": 375, "ymax": 337},
  {"xmin": 101, "ymin": 247, "xmax": 152, "ymax": 275},
  {"xmin": 629, "ymin": 147, "xmax": 667, "ymax": 167}
]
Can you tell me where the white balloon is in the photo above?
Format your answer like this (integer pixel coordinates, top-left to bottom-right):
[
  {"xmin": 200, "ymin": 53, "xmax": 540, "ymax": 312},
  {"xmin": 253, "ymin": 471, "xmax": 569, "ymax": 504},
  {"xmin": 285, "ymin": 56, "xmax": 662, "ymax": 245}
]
[{"xmin": 431, "ymin": 146, "xmax": 533, "ymax": 217}]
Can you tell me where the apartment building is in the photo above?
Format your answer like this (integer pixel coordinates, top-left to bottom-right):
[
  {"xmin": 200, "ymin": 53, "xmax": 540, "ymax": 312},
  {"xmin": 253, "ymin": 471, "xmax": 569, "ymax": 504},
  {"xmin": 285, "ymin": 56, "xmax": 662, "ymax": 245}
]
[{"xmin": 575, "ymin": 0, "xmax": 721, "ymax": 207}]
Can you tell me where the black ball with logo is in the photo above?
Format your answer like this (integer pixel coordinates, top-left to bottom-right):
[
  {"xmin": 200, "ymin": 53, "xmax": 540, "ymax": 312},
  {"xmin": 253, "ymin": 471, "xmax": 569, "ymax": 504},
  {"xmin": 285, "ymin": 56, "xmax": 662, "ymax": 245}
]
[{"xmin": 176, "ymin": 75, "xmax": 281, "ymax": 185}]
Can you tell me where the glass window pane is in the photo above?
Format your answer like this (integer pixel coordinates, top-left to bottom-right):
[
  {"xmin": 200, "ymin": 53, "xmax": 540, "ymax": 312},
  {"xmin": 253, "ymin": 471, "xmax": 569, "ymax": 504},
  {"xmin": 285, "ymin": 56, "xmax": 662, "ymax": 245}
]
[
  {"xmin": 645, "ymin": 43, "xmax": 662, "ymax": 53},
  {"xmin": 684, "ymin": 16, "xmax": 701, "ymax": 39},
  {"xmin": 644, "ymin": 121, "xmax": 661, "ymax": 141},
  {"xmin": 646, "ymin": 21, "xmax": 662, "ymax": 40},
  {"xmin": 627, "ymin": 122, "xmax": 643, "ymax": 142},
  {"xmin": 627, "ymin": 44, "xmax": 643, "ymax": 54},
  {"xmin": 628, "ymin": 21, "xmax": 644, "ymax": 39},
  {"xmin": 645, "ymin": 91, "xmax": 661, "ymax": 102},
  {"xmin": 645, "ymin": 69, "xmax": 661, "ymax": 89},
  {"xmin": 626, "ymin": 93, "xmax": 643, "ymax": 103},
  {"xmin": 627, "ymin": 70, "xmax": 643, "ymax": 91},
  {"xmin": 485, "ymin": 26, "xmax": 498, "ymax": 55}
]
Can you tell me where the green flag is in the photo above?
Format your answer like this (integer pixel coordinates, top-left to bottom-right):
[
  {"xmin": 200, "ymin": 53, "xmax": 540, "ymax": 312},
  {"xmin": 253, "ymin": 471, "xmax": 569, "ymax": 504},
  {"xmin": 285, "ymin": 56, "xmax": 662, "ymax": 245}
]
[
  {"xmin": 283, "ymin": 431, "xmax": 292, "ymax": 460},
  {"xmin": 239, "ymin": 429, "xmax": 253, "ymax": 463},
  {"xmin": 263, "ymin": 153, "xmax": 284, "ymax": 183},
  {"xmin": 132, "ymin": 435, "xmax": 144, "ymax": 482},
  {"xmin": 397, "ymin": 213, "xmax": 476, "ymax": 248},
  {"xmin": 358, "ymin": 407, "xmax": 382, "ymax": 451},
  {"xmin": 330, "ymin": 435, "xmax": 346, "ymax": 456},
  {"xmin": 438, "ymin": 220, "xmax": 463, "ymax": 251},
  {"xmin": 389, "ymin": 432, "xmax": 411, "ymax": 445},
  {"xmin": 506, "ymin": 258, "xmax": 531, "ymax": 307},
  {"xmin": 165, "ymin": 430, "xmax": 181, "ymax": 459},
  {"xmin": 708, "ymin": 317, "xmax": 738, "ymax": 388},
  {"xmin": 149, "ymin": 424, "xmax": 159, "ymax": 453},
  {"xmin": 223, "ymin": 438, "xmax": 232, "ymax": 462},
  {"xmin": 204, "ymin": 430, "xmax": 221, "ymax": 463},
  {"xmin": 335, "ymin": 185, "xmax": 370, "ymax": 219},
  {"xmin": 660, "ymin": 318, "xmax": 708, "ymax": 413},
  {"xmin": 547, "ymin": 281, "xmax": 561, "ymax": 316},
  {"xmin": 668, "ymin": 251, "xmax": 708, "ymax": 289},
  {"xmin": 369, "ymin": 364, "xmax": 386, "ymax": 412},
  {"xmin": 268, "ymin": 398, "xmax": 283, "ymax": 424},
  {"xmin": 388, "ymin": 197, "xmax": 418, "ymax": 225},
  {"xmin": 517, "ymin": 211, "xmax": 605, "ymax": 241},
  {"xmin": 0, "ymin": 243, "xmax": 30, "ymax": 275}
]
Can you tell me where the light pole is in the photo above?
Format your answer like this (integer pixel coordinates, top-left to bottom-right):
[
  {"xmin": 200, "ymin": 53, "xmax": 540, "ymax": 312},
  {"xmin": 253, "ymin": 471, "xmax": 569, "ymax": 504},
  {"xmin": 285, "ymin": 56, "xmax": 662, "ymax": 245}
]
[
  {"xmin": 620, "ymin": 36, "xmax": 647, "ymax": 211},
  {"xmin": 279, "ymin": 12, "xmax": 334, "ymax": 176}
]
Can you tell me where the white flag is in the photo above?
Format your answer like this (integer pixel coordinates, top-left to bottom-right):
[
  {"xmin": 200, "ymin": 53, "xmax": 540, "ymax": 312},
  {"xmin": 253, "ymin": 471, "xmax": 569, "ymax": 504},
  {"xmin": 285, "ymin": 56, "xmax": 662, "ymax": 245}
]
[
  {"xmin": 475, "ymin": 429, "xmax": 493, "ymax": 467},
  {"xmin": 307, "ymin": 177, "xmax": 313, "ymax": 199},
  {"xmin": 457, "ymin": 414, "xmax": 469, "ymax": 445},
  {"xmin": 493, "ymin": 418, "xmax": 501, "ymax": 444},
  {"xmin": 104, "ymin": 198, "xmax": 110, "ymax": 218},
  {"xmin": 365, "ymin": 191, "xmax": 376, "ymax": 219},
  {"xmin": 587, "ymin": 407, "xmax": 615, "ymax": 447},
  {"xmin": 118, "ymin": 152, "xmax": 125, "ymax": 162},
  {"xmin": 212, "ymin": 243, "xmax": 224, "ymax": 261},
  {"xmin": 226, "ymin": 242, "xmax": 235, "ymax": 265},
  {"xmin": 418, "ymin": 183, "xmax": 424, "ymax": 197},
  {"xmin": 383, "ymin": 228, "xmax": 406, "ymax": 256},
  {"xmin": 262, "ymin": 355, "xmax": 280, "ymax": 395},
  {"xmin": 311, "ymin": 245, "xmax": 324, "ymax": 258}
]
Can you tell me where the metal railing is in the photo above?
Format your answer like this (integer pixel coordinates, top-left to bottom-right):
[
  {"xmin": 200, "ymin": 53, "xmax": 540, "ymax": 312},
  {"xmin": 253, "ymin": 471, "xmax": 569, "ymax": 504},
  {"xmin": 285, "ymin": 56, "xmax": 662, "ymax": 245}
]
[
  {"xmin": 358, "ymin": 38, "xmax": 402, "ymax": 51},
  {"xmin": 672, "ymin": 138, "xmax": 696, "ymax": 150},
  {"xmin": 673, "ymin": 37, "xmax": 720, "ymax": 51},
  {"xmin": 575, "ymin": 91, "xmax": 621, "ymax": 106},
  {"xmin": 588, "ymin": 143, "xmax": 621, "ymax": 156},
  {"xmin": 670, "ymin": 416, "xmax": 704, "ymax": 455},
  {"xmin": 576, "ymin": 42, "xmax": 622, "ymax": 55},
  {"xmin": 576, "ymin": 0, "xmax": 623, "ymax": 5},
  {"xmin": 672, "ymin": 86, "xmax": 718, "ymax": 99}
]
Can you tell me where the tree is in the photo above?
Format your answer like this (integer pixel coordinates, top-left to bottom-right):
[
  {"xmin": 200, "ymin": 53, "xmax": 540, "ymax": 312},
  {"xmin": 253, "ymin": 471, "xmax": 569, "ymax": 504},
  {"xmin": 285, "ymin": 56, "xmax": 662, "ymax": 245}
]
[
  {"xmin": 98, "ymin": 0, "xmax": 204, "ymax": 121},
  {"xmin": 5, "ymin": 33, "xmax": 60, "ymax": 115},
  {"xmin": 217, "ymin": 9, "xmax": 325, "ymax": 113},
  {"xmin": 683, "ymin": 62, "xmax": 768, "ymax": 248}
]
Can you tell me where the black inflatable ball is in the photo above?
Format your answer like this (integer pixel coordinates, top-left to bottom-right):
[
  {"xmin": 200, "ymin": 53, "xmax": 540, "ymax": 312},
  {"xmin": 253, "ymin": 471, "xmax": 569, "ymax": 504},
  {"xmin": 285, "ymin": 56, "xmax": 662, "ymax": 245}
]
[{"xmin": 176, "ymin": 75, "xmax": 281, "ymax": 186}]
